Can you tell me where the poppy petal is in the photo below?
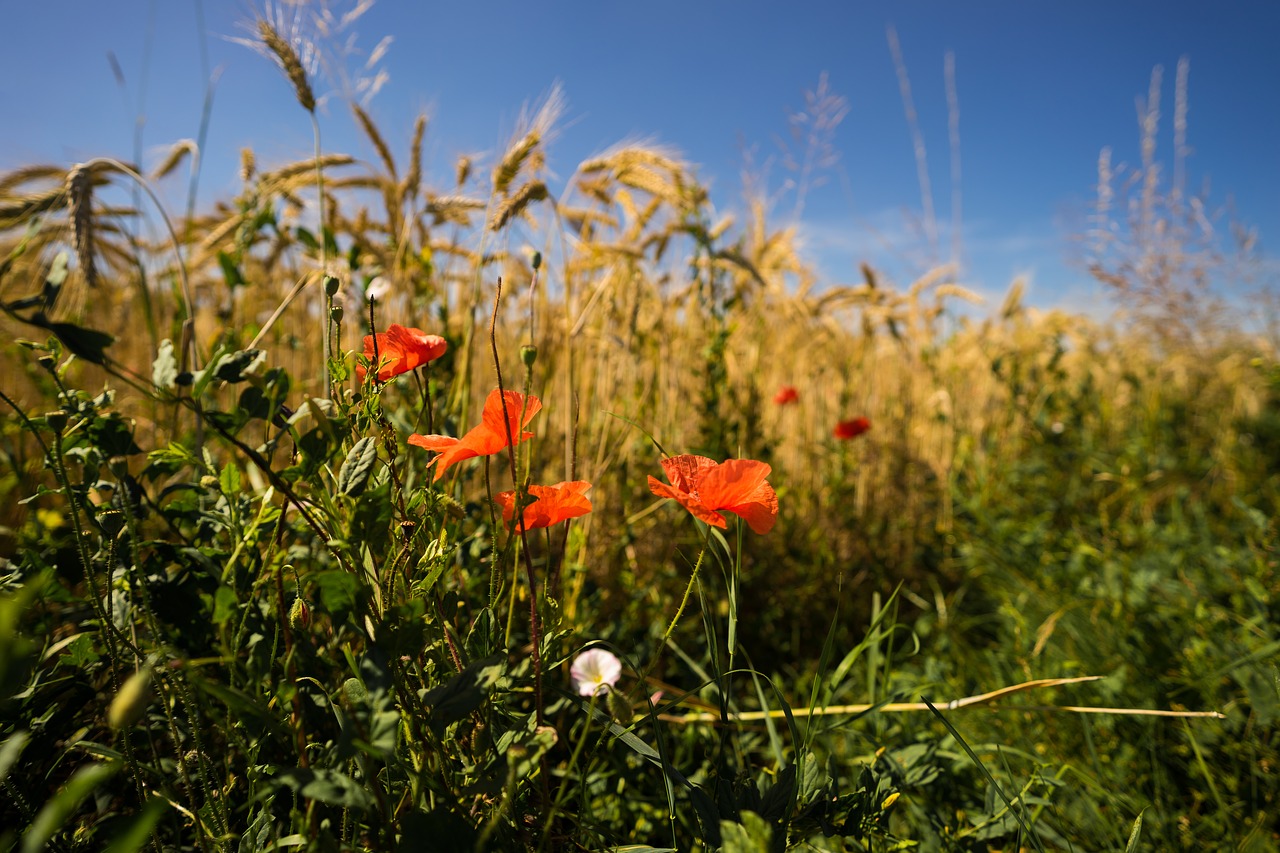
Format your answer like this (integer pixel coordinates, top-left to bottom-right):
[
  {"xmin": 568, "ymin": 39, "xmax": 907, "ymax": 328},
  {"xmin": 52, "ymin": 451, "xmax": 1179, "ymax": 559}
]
[{"xmin": 647, "ymin": 476, "xmax": 727, "ymax": 528}]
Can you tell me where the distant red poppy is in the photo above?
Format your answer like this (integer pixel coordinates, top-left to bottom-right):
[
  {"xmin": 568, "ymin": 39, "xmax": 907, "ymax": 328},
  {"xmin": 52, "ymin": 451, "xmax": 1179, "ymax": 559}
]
[
  {"xmin": 773, "ymin": 385, "xmax": 800, "ymax": 405},
  {"xmin": 495, "ymin": 481, "xmax": 593, "ymax": 531},
  {"xmin": 408, "ymin": 389, "xmax": 541, "ymax": 481},
  {"xmin": 833, "ymin": 417, "xmax": 871, "ymax": 440},
  {"xmin": 358, "ymin": 324, "xmax": 447, "ymax": 382},
  {"xmin": 647, "ymin": 454, "xmax": 778, "ymax": 534}
]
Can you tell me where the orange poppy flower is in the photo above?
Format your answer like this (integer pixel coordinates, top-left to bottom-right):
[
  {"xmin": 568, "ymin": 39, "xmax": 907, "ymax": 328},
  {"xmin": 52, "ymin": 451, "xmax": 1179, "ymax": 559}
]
[
  {"xmin": 408, "ymin": 389, "xmax": 542, "ymax": 481},
  {"xmin": 647, "ymin": 454, "xmax": 778, "ymax": 534},
  {"xmin": 833, "ymin": 417, "xmax": 871, "ymax": 440},
  {"xmin": 773, "ymin": 385, "xmax": 800, "ymax": 405},
  {"xmin": 495, "ymin": 481, "xmax": 593, "ymax": 531},
  {"xmin": 358, "ymin": 324, "xmax": 447, "ymax": 382}
]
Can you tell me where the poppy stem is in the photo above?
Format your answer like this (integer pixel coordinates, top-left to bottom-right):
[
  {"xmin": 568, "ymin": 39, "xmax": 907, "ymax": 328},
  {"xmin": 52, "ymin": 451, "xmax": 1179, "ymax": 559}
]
[
  {"xmin": 489, "ymin": 277, "xmax": 546, "ymax": 730},
  {"xmin": 661, "ymin": 545, "xmax": 707, "ymax": 647}
]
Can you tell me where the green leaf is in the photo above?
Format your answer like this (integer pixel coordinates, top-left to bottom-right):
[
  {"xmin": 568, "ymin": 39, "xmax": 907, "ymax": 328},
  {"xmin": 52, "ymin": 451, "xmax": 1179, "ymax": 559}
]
[
  {"xmin": 421, "ymin": 654, "xmax": 505, "ymax": 732},
  {"xmin": 214, "ymin": 349, "xmax": 266, "ymax": 383},
  {"xmin": 45, "ymin": 320, "xmax": 114, "ymax": 365},
  {"xmin": 22, "ymin": 761, "xmax": 120, "ymax": 853},
  {"xmin": 337, "ymin": 437, "xmax": 379, "ymax": 497},
  {"xmin": 1124, "ymin": 809, "xmax": 1145, "ymax": 852},
  {"xmin": 217, "ymin": 251, "xmax": 245, "ymax": 289},
  {"xmin": 313, "ymin": 570, "xmax": 362, "ymax": 624},
  {"xmin": 0, "ymin": 732, "xmax": 29, "ymax": 784},
  {"xmin": 102, "ymin": 796, "xmax": 168, "ymax": 853},
  {"xmin": 719, "ymin": 811, "xmax": 773, "ymax": 853},
  {"xmin": 152, "ymin": 339, "xmax": 178, "ymax": 391},
  {"xmin": 220, "ymin": 462, "xmax": 242, "ymax": 496},
  {"xmin": 270, "ymin": 767, "xmax": 375, "ymax": 812}
]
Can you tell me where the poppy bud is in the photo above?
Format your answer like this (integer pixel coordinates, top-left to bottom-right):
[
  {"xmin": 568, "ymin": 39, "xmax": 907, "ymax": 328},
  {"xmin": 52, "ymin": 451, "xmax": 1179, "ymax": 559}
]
[
  {"xmin": 330, "ymin": 305, "xmax": 344, "ymax": 323},
  {"xmin": 44, "ymin": 410, "xmax": 68, "ymax": 433},
  {"xmin": 37, "ymin": 354, "xmax": 57, "ymax": 371},
  {"xmin": 520, "ymin": 345, "xmax": 537, "ymax": 368},
  {"xmin": 605, "ymin": 687, "xmax": 634, "ymax": 725},
  {"xmin": 324, "ymin": 275, "xmax": 340, "ymax": 297},
  {"xmin": 107, "ymin": 456, "xmax": 130, "ymax": 478},
  {"xmin": 108, "ymin": 666, "xmax": 154, "ymax": 729},
  {"xmin": 289, "ymin": 597, "xmax": 311, "ymax": 629},
  {"xmin": 531, "ymin": 251, "xmax": 542, "ymax": 270},
  {"xmin": 98, "ymin": 510, "xmax": 127, "ymax": 539}
]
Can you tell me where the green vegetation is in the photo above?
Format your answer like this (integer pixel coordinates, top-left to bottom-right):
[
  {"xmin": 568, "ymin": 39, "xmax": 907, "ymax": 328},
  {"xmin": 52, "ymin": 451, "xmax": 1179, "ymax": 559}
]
[{"xmin": 0, "ymin": 15, "xmax": 1277, "ymax": 853}]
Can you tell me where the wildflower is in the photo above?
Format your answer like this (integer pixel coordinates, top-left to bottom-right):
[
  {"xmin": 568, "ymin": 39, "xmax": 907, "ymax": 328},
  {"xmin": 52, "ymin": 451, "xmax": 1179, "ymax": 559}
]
[
  {"xmin": 571, "ymin": 648, "xmax": 622, "ymax": 697},
  {"xmin": 365, "ymin": 275, "xmax": 392, "ymax": 303},
  {"xmin": 358, "ymin": 324, "xmax": 447, "ymax": 382},
  {"xmin": 647, "ymin": 454, "xmax": 778, "ymax": 534},
  {"xmin": 409, "ymin": 388, "xmax": 541, "ymax": 481},
  {"xmin": 495, "ymin": 481, "xmax": 593, "ymax": 531},
  {"xmin": 833, "ymin": 417, "xmax": 871, "ymax": 440},
  {"xmin": 773, "ymin": 385, "xmax": 800, "ymax": 405}
]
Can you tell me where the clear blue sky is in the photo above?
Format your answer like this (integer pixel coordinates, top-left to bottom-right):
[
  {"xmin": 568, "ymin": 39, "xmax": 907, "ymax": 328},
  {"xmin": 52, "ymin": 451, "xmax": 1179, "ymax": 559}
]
[{"xmin": 2, "ymin": 1, "xmax": 1277, "ymax": 312}]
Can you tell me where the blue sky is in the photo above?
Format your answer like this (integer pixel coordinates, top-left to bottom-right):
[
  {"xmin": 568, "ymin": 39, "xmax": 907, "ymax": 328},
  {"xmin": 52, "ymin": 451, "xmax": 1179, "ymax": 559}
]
[{"xmin": 2, "ymin": 1, "xmax": 1277, "ymax": 313}]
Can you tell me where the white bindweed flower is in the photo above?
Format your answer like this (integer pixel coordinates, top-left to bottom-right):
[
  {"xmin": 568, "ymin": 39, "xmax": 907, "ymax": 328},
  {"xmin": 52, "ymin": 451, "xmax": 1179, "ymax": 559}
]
[
  {"xmin": 570, "ymin": 648, "xmax": 621, "ymax": 697},
  {"xmin": 365, "ymin": 275, "xmax": 392, "ymax": 303}
]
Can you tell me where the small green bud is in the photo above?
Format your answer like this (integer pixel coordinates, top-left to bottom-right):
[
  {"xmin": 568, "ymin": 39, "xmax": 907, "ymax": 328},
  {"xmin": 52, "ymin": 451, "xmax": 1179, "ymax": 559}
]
[
  {"xmin": 37, "ymin": 355, "xmax": 58, "ymax": 372},
  {"xmin": 330, "ymin": 304, "xmax": 344, "ymax": 323},
  {"xmin": 324, "ymin": 275, "xmax": 340, "ymax": 297},
  {"xmin": 199, "ymin": 475, "xmax": 219, "ymax": 490},
  {"xmin": 108, "ymin": 666, "xmax": 153, "ymax": 729},
  {"xmin": 531, "ymin": 251, "xmax": 542, "ymax": 270},
  {"xmin": 44, "ymin": 410, "xmax": 68, "ymax": 433},
  {"xmin": 520, "ymin": 345, "xmax": 538, "ymax": 368}
]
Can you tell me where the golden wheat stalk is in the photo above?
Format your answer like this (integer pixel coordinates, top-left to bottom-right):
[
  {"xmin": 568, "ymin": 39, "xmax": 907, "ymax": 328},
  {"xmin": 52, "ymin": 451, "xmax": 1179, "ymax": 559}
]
[
  {"xmin": 258, "ymin": 19, "xmax": 315, "ymax": 113},
  {"xmin": 351, "ymin": 102, "xmax": 396, "ymax": 179},
  {"xmin": 66, "ymin": 163, "xmax": 97, "ymax": 288},
  {"xmin": 489, "ymin": 180, "xmax": 549, "ymax": 231},
  {"xmin": 151, "ymin": 139, "xmax": 199, "ymax": 181}
]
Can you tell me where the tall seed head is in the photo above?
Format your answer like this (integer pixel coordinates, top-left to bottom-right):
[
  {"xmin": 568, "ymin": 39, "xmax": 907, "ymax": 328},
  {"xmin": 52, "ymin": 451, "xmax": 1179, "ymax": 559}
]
[{"xmin": 258, "ymin": 19, "xmax": 316, "ymax": 113}]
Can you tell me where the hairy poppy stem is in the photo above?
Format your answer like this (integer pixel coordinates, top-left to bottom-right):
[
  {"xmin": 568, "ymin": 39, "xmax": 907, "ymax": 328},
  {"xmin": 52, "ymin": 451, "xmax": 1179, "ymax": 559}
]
[
  {"xmin": 662, "ymin": 545, "xmax": 707, "ymax": 647},
  {"xmin": 489, "ymin": 278, "xmax": 546, "ymax": 729}
]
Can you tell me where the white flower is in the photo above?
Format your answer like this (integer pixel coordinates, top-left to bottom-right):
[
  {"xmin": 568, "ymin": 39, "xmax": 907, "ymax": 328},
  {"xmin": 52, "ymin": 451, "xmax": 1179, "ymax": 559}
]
[
  {"xmin": 570, "ymin": 648, "xmax": 621, "ymax": 697},
  {"xmin": 365, "ymin": 275, "xmax": 392, "ymax": 303}
]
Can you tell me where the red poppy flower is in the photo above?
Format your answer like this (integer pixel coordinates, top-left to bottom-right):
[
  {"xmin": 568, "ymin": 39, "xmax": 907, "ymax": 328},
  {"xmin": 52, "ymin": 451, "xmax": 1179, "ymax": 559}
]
[
  {"xmin": 773, "ymin": 385, "xmax": 800, "ymax": 405},
  {"xmin": 495, "ymin": 481, "xmax": 593, "ymax": 531},
  {"xmin": 408, "ymin": 388, "xmax": 541, "ymax": 481},
  {"xmin": 647, "ymin": 454, "xmax": 778, "ymax": 534},
  {"xmin": 358, "ymin": 324, "xmax": 447, "ymax": 382},
  {"xmin": 833, "ymin": 417, "xmax": 871, "ymax": 440}
]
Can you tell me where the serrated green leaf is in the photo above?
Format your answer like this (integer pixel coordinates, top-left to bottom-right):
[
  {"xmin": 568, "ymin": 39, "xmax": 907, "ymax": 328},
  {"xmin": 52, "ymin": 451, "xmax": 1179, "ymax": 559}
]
[{"xmin": 337, "ymin": 437, "xmax": 378, "ymax": 497}]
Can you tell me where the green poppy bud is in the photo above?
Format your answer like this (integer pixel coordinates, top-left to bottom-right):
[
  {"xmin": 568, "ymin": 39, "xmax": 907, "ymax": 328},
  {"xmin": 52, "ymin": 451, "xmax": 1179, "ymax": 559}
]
[
  {"xmin": 324, "ymin": 275, "xmax": 340, "ymax": 297},
  {"xmin": 520, "ymin": 345, "xmax": 537, "ymax": 368},
  {"xmin": 108, "ymin": 666, "xmax": 153, "ymax": 729}
]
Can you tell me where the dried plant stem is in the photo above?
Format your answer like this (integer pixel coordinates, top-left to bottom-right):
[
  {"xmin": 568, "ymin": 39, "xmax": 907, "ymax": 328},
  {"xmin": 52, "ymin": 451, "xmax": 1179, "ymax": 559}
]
[{"xmin": 661, "ymin": 675, "xmax": 1226, "ymax": 724}]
